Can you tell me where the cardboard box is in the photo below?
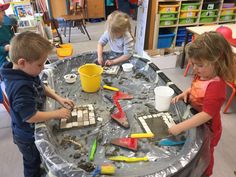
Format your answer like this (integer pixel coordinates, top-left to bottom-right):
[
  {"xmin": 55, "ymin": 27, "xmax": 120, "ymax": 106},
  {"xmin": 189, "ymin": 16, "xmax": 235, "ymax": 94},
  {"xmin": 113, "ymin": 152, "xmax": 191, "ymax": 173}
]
[{"xmin": 143, "ymin": 49, "xmax": 180, "ymax": 69}]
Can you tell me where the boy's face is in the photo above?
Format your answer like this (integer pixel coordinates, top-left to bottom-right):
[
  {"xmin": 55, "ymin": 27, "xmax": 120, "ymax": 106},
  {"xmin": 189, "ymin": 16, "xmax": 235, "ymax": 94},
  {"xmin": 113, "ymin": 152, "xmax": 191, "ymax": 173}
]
[
  {"xmin": 21, "ymin": 56, "xmax": 47, "ymax": 77},
  {"xmin": 190, "ymin": 58, "xmax": 216, "ymax": 80}
]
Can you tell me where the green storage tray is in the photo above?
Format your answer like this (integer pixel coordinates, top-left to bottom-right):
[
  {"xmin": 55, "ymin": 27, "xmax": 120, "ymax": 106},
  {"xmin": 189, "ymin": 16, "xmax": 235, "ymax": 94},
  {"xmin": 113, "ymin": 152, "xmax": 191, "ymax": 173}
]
[
  {"xmin": 181, "ymin": 3, "xmax": 200, "ymax": 10},
  {"xmin": 179, "ymin": 17, "xmax": 197, "ymax": 24},
  {"xmin": 160, "ymin": 18, "xmax": 177, "ymax": 26},
  {"xmin": 200, "ymin": 16, "xmax": 217, "ymax": 23},
  {"xmin": 160, "ymin": 12, "xmax": 178, "ymax": 18},
  {"xmin": 220, "ymin": 15, "xmax": 235, "ymax": 21},
  {"xmin": 201, "ymin": 10, "xmax": 218, "ymax": 16}
]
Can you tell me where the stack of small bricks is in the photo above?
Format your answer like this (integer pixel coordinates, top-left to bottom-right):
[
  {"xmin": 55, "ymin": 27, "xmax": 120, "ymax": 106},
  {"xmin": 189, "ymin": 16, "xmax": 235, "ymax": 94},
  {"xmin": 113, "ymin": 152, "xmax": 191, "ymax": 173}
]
[
  {"xmin": 138, "ymin": 112, "xmax": 176, "ymax": 133},
  {"xmin": 60, "ymin": 104, "xmax": 96, "ymax": 129},
  {"xmin": 103, "ymin": 65, "xmax": 120, "ymax": 75}
]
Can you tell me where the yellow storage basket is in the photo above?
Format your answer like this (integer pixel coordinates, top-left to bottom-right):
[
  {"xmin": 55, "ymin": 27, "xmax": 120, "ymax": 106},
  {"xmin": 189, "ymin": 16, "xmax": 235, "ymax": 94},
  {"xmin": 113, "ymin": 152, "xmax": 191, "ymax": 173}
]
[
  {"xmin": 180, "ymin": 10, "xmax": 199, "ymax": 17},
  {"xmin": 56, "ymin": 44, "xmax": 73, "ymax": 57},
  {"xmin": 159, "ymin": 5, "xmax": 179, "ymax": 12}
]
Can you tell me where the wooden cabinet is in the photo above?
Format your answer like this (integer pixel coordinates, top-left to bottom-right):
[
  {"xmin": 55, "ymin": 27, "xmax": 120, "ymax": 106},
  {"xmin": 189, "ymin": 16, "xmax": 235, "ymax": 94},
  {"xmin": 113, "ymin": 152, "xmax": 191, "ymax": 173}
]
[
  {"xmin": 146, "ymin": 0, "xmax": 236, "ymax": 50},
  {"xmin": 86, "ymin": 0, "xmax": 105, "ymax": 19},
  {"xmin": 47, "ymin": 0, "xmax": 67, "ymax": 18}
]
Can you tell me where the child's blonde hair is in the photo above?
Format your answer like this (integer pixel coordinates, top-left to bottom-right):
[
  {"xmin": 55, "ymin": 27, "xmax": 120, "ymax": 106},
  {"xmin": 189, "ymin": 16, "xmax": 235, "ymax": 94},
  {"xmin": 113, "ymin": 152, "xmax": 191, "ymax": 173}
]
[
  {"xmin": 10, "ymin": 31, "xmax": 53, "ymax": 63},
  {"xmin": 106, "ymin": 11, "xmax": 133, "ymax": 40},
  {"xmin": 186, "ymin": 31, "xmax": 236, "ymax": 82}
]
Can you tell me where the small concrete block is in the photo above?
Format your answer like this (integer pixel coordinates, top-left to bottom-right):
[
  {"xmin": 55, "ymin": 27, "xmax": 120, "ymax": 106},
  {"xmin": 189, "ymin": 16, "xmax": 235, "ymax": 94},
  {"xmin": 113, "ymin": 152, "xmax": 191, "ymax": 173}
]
[
  {"xmin": 71, "ymin": 110, "xmax": 77, "ymax": 117},
  {"xmin": 139, "ymin": 117, "xmax": 144, "ymax": 121},
  {"xmin": 97, "ymin": 117, "xmax": 103, "ymax": 122},
  {"xmin": 143, "ymin": 125, "xmax": 151, "ymax": 133},
  {"xmin": 60, "ymin": 121, "xmax": 67, "ymax": 129},
  {"xmin": 65, "ymin": 123, "xmax": 72, "ymax": 128},
  {"xmin": 148, "ymin": 115, "xmax": 152, "ymax": 118},
  {"xmin": 165, "ymin": 113, "xmax": 170, "ymax": 117},
  {"xmin": 61, "ymin": 119, "xmax": 67, "ymax": 123},
  {"xmin": 90, "ymin": 119, "xmax": 96, "ymax": 124},
  {"xmin": 89, "ymin": 112, "xmax": 95, "ymax": 117},
  {"xmin": 84, "ymin": 121, "xmax": 89, "ymax": 126},
  {"xmin": 72, "ymin": 122, "xmax": 79, "ymax": 127},
  {"xmin": 77, "ymin": 110, "xmax": 83, "ymax": 120},
  {"xmin": 88, "ymin": 104, "xmax": 93, "ymax": 110},
  {"xmin": 139, "ymin": 118, "xmax": 145, "ymax": 124},
  {"xmin": 143, "ymin": 116, "xmax": 148, "ymax": 119},
  {"xmin": 78, "ymin": 121, "xmax": 84, "ymax": 126}
]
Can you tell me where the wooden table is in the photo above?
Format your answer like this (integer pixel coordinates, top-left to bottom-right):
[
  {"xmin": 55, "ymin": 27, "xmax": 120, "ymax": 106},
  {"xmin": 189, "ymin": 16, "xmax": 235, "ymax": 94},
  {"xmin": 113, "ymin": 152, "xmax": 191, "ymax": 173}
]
[{"xmin": 180, "ymin": 24, "xmax": 236, "ymax": 68}]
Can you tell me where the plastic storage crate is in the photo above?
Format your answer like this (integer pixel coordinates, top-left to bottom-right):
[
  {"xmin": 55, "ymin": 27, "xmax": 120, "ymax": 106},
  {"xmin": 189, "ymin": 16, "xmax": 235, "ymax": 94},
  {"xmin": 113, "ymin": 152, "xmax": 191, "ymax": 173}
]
[
  {"xmin": 176, "ymin": 34, "xmax": 192, "ymax": 41},
  {"xmin": 179, "ymin": 17, "xmax": 197, "ymax": 24},
  {"xmin": 180, "ymin": 10, "xmax": 199, "ymax": 17},
  {"xmin": 222, "ymin": 3, "xmax": 235, "ymax": 8},
  {"xmin": 202, "ymin": 1, "xmax": 220, "ymax": 10},
  {"xmin": 160, "ymin": 18, "xmax": 177, "ymax": 26},
  {"xmin": 181, "ymin": 3, "xmax": 200, "ymax": 10},
  {"xmin": 200, "ymin": 16, "xmax": 217, "ymax": 23},
  {"xmin": 176, "ymin": 38, "xmax": 192, "ymax": 47},
  {"xmin": 220, "ymin": 15, "xmax": 235, "ymax": 21},
  {"xmin": 160, "ymin": 12, "xmax": 178, "ymax": 18},
  {"xmin": 201, "ymin": 9, "xmax": 218, "ymax": 16},
  {"xmin": 157, "ymin": 32, "xmax": 175, "ymax": 48},
  {"xmin": 221, "ymin": 8, "xmax": 236, "ymax": 15},
  {"xmin": 177, "ymin": 27, "xmax": 187, "ymax": 35},
  {"xmin": 159, "ymin": 4, "xmax": 179, "ymax": 12}
]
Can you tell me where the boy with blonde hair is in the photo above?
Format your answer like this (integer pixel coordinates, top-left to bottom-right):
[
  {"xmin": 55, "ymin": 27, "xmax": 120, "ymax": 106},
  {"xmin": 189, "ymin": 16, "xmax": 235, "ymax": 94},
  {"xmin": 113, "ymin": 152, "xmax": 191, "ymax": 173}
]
[{"xmin": 0, "ymin": 31, "xmax": 74, "ymax": 177}]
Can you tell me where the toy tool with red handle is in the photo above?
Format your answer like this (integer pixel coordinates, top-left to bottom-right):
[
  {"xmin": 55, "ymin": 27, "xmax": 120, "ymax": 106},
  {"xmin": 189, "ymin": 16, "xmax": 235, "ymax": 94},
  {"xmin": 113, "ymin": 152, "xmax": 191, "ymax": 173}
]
[
  {"xmin": 111, "ymin": 137, "xmax": 138, "ymax": 151},
  {"xmin": 111, "ymin": 98, "xmax": 129, "ymax": 128}
]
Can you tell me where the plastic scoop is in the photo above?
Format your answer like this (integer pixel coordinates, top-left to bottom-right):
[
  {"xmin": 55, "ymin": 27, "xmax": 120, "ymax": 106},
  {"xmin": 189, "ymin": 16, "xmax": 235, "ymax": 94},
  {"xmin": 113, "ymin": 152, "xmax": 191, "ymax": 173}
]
[{"xmin": 157, "ymin": 138, "xmax": 186, "ymax": 146}]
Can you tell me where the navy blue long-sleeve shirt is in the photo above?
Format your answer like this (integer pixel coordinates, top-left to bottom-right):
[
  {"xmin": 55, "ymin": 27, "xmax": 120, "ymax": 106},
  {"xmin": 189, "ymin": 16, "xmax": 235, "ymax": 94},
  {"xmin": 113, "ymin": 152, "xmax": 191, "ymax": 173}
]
[{"xmin": 0, "ymin": 62, "xmax": 46, "ymax": 142}]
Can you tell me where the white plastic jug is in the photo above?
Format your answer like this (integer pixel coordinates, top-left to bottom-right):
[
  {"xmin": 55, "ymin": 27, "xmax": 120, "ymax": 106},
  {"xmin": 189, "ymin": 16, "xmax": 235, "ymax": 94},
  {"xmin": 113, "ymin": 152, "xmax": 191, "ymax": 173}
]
[{"xmin": 154, "ymin": 86, "xmax": 174, "ymax": 111}]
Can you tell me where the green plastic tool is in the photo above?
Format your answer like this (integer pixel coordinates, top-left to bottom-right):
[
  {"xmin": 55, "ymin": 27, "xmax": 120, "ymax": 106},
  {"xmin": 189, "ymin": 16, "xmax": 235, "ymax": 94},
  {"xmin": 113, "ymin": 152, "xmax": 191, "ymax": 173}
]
[{"xmin": 89, "ymin": 138, "xmax": 97, "ymax": 161}]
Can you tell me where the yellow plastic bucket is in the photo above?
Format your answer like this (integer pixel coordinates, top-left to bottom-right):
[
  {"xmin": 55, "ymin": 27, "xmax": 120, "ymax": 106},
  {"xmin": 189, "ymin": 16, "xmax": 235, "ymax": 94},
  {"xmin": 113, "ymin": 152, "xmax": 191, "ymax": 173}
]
[{"xmin": 78, "ymin": 64, "xmax": 103, "ymax": 93}]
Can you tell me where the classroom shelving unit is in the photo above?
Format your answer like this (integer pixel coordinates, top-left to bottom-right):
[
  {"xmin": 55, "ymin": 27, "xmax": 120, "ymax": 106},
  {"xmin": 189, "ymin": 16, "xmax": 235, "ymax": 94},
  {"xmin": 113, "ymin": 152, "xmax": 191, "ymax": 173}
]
[{"xmin": 145, "ymin": 0, "xmax": 236, "ymax": 50}]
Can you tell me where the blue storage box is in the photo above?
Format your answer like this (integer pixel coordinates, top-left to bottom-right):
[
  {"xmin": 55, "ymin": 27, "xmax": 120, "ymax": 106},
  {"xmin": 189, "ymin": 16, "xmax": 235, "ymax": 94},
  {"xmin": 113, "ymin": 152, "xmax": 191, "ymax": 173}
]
[
  {"xmin": 176, "ymin": 40, "xmax": 184, "ymax": 47},
  {"xmin": 176, "ymin": 38, "xmax": 192, "ymax": 46},
  {"xmin": 158, "ymin": 33, "xmax": 175, "ymax": 48},
  {"xmin": 177, "ymin": 34, "xmax": 192, "ymax": 41},
  {"xmin": 177, "ymin": 27, "xmax": 187, "ymax": 34}
]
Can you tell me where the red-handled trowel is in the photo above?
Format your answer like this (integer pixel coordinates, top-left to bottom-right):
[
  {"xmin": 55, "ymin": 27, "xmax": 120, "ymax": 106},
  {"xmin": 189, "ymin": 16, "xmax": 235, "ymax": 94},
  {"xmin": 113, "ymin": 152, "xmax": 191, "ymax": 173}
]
[
  {"xmin": 110, "ymin": 90, "xmax": 133, "ymax": 128},
  {"xmin": 110, "ymin": 137, "xmax": 138, "ymax": 151},
  {"xmin": 111, "ymin": 98, "xmax": 130, "ymax": 128}
]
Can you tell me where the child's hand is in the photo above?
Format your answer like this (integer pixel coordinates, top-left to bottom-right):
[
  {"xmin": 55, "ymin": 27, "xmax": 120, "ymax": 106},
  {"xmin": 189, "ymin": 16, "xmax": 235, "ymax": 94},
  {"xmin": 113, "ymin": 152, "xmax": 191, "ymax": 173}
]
[
  {"xmin": 171, "ymin": 91, "xmax": 188, "ymax": 104},
  {"xmin": 105, "ymin": 60, "xmax": 114, "ymax": 66},
  {"xmin": 56, "ymin": 108, "xmax": 71, "ymax": 119},
  {"xmin": 57, "ymin": 97, "xmax": 74, "ymax": 110},
  {"xmin": 98, "ymin": 57, "xmax": 104, "ymax": 65},
  {"xmin": 4, "ymin": 44, "xmax": 10, "ymax": 52},
  {"xmin": 168, "ymin": 124, "xmax": 182, "ymax": 136}
]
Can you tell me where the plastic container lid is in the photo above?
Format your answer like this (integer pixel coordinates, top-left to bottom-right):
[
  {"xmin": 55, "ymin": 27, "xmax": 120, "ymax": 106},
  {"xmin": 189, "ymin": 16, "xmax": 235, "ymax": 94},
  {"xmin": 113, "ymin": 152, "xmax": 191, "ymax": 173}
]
[
  {"xmin": 64, "ymin": 74, "xmax": 77, "ymax": 84},
  {"xmin": 122, "ymin": 63, "xmax": 133, "ymax": 72}
]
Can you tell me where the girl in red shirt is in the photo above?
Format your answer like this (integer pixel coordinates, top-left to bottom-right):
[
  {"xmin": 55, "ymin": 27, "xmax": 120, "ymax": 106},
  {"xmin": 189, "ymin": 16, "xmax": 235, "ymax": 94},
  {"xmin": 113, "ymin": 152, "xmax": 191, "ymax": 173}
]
[{"xmin": 169, "ymin": 31, "xmax": 236, "ymax": 177}]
